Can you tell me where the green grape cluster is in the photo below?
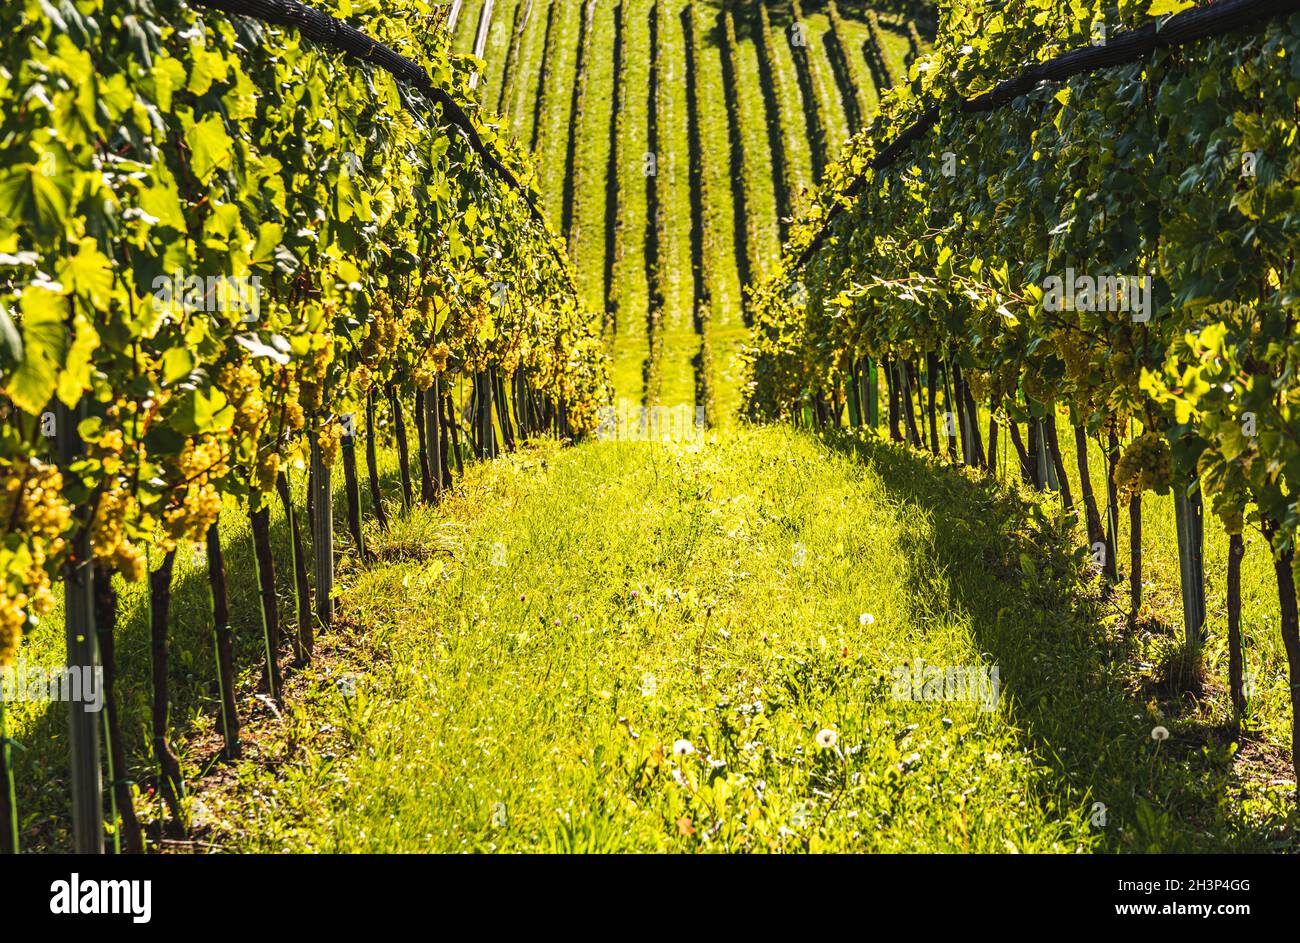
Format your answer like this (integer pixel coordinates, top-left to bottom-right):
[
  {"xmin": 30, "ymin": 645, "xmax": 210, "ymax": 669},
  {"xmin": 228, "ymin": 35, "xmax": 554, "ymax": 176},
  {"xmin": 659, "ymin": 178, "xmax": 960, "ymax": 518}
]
[
  {"xmin": 1115, "ymin": 431, "xmax": 1173, "ymax": 498},
  {"xmin": 0, "ymin": 461, "xmax": 71, "ymax": 666}
]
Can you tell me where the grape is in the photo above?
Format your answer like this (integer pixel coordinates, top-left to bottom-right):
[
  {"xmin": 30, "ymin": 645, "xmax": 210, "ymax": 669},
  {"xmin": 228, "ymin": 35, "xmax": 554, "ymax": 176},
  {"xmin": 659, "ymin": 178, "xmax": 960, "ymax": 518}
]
[{"xmin": 1116, "ymin": 432, "xmax": 1173, "ymax": 497}]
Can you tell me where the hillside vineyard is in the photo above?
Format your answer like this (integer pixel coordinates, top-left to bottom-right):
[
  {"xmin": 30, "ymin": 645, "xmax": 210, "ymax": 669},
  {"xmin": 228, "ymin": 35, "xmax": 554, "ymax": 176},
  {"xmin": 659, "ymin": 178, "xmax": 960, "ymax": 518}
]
[{"xmin": 3, "ymin": 0, "xmax": 1300, "ymax": 879}]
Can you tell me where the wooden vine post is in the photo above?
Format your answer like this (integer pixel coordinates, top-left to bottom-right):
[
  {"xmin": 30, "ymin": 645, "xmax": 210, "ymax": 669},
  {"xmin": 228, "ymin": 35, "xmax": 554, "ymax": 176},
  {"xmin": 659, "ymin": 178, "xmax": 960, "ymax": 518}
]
[
  {"xmin": 56, "ymin": 398, "xmax": 103, "ymax": 853},
  {"xmin": 1034, "ymin": 419, "xmax": 1052, "ymax": 490},
  {"xmin": 427, "ymin": 376, "xmax": 444, "ymax": 498},
  {"xmin": 276, "ymin": 473, "xmax": 313, "ymax": 662},
  {"xmin": 249, "ymin": 502, "xmax": 282, "ymax": 698},
  {"xmin": 389, "ymin": 386, "xmax": 414, "ymax": 510},
  {"xmin": 1174, "ymin": 474, "xmax": 1207, "ymax": 672},
  {"xmin": 0, "ymin": 698, "xmax": 14, "ymax": 853},
  {"xmin": 365, "ymin": 390, "xmax": 389, "ymax": 530},
  {"xmin": 340, "ymin": 413, "xmax": 367, "ymax": 560},
  {"xmin": 311, "ymin": 415, "xmax": 335, "ymax": 630},
  {"xmin": 866, "ymin": 361, "xmax": 878, "ymax": 427},
  {"xmin": 205, "ymin": 522, "xmax": 241, "ymax": 759}
]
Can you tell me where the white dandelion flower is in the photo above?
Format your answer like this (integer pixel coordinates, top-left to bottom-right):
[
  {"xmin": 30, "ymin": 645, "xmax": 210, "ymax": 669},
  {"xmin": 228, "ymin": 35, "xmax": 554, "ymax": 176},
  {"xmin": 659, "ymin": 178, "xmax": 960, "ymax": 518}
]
[
  {"xmin": 816, "ymin": 728, "xmax": 839, "ymax": 750},
  {"xmin": 1151, "ymin": 725, "xmax": 1170, "ymax": 742},
  {"xmin": 859, "ymin": 613, "xmax": 875, "ymax": 626},
  {"xmin": 673, "ymin": 738, "xmax": 695, "ymax": 758}
]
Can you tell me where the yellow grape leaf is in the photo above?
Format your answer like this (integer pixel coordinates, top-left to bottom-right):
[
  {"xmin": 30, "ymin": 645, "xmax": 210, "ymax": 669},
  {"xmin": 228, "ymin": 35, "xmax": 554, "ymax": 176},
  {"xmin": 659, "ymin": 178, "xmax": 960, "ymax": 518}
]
[
  {"xmin": 57, "ymin": 238, "xmax": 114, "ymax": 309},
  {"xmin": 56, "ymin": 308, "xmax": 99, "ymax": 408},
  {"xmin": 1147, "ymin": 0, "xmax": 1195, "ymax": 16},
  {"xmin": 186, "ymin": 46, "xmax": 230, "ymax": 96},
  {"xmin": 4, "ymin": 286, "xmax": 66, "ymax": 415},
  {"xmin": 186, "ymin": 113, "xmax": 234, "ymax": 184},
  {"xmin": 138, "ymin": 175, "xmax": 186, "ymax": 230}
]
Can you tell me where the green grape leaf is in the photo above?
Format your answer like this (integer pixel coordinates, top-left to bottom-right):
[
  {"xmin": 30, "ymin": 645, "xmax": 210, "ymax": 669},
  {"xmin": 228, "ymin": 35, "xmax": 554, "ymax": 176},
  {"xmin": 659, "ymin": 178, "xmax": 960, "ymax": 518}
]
[
  {"xmin": 138, "ymin": 177, "xmax": 187, "ymax": 231},
  {"xmin": 161, "ymin": 347, "xmax": 193, "ymax": 386},
  {"xmin": 251, "ymin": 222, "xmax": 283, "ymax": 266},
  {"xmin": 0, "ymin": 164, "xmax": 69, "ymax": 236},
  {"xmin": 187, "ymin": 47, "xmax": 231, "ymax": 96},
  {"xmin": 56, "ymin": 238, "xmax": 114, "ymax": 309},
  {"xmin": 4, "ymin": 286, "xmax": 67, "ymax": 415},
  {"xmin": 170, "ymin": 385, "xmax": 235, "ymax": 435},
  {"xmin": 56, "ymin": 309, "xmax": 98, "ymax": 408},
  {"xmin": 186, "ymin": 113, "xmax": 235, "ymax": 184}
]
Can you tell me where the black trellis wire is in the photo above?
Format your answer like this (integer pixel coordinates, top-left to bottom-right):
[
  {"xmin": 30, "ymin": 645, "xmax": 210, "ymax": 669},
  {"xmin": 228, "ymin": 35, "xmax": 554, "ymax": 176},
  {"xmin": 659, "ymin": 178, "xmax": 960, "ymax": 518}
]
[{"xmin": 795, "ymin": 0, "xmax": 1300, "ymax": 269}]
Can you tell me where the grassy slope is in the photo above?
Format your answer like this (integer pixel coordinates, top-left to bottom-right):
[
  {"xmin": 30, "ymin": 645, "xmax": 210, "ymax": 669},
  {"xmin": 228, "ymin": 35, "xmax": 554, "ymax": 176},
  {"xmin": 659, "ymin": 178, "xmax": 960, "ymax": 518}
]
[
  {"xmin": 203, "ymin": 427, "xmax": 1293, "ymax": 852},
  {"xmin": 536, "ymin": 1, "xmax": 581, "ymax": 225},
  {"xmin": 760, "ymin": 2, "xmax": 815, "ymax": 219},
  {"xmin": 475, "ymin": 0, "xmax": 896, "ymax": 421},
  {"xmin": 874, "ymin": 13, "xmax": 916, "ymax": 82},
  {"xmin": 725, "ymin": 7, "xmax": 782, "ymax": 280},
  {"xmin": 694, "ymin": 5, "xmax": 744, "ymax": 422},
  {"xmin": 657, "ymin": 2, "xmax": 699, "ymax": 411},
  {"xmin": 802, "ymin": 10, "xmax": 852, "ymax": 164},
  {"xmin": 451, "ymin": 0, "xmax": 482, "ymax": 52},
  {"xmin": 477, "ymin": 0, "xmax": 514, "ymax": 107},
  {"xmin": 509, "ymin": 0, "xmax": 549, "ymax": 155},
  {"xmin": 574, "ymin": 1, "xmax": 616, "ymax": 317},
  {"xmin": 462, "ymin": 1, "xmax": 922, "ymax": 425}
]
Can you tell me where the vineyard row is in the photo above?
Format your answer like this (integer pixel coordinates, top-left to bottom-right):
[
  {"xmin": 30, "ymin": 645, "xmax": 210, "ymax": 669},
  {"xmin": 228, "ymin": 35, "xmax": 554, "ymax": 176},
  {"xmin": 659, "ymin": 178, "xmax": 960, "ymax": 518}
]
[{"xmin": 0, "ymin": 0, "xmax": 608, "ymax": 852}]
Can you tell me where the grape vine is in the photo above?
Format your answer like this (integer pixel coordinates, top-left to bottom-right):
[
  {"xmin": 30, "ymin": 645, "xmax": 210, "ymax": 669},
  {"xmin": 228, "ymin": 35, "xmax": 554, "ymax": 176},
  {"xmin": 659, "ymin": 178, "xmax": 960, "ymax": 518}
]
[{"xmin": 0, "ymin": 0, "xmax": 609, "ymax": 848}]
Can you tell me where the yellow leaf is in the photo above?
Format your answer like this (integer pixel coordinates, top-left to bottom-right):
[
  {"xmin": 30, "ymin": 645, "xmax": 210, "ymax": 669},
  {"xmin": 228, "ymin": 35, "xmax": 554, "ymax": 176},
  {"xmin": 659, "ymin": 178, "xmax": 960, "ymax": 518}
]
[{"xmin": 1147, "ymin": 0, "xmax": 1195, "ymax": 16}]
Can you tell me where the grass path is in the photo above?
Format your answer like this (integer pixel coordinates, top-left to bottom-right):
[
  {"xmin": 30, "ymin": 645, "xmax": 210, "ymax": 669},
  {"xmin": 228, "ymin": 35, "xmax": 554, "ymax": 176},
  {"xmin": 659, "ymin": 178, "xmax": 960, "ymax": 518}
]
[{"xmin": 201, "ymin": 427, "xmax": 1294, "ymax": 852}]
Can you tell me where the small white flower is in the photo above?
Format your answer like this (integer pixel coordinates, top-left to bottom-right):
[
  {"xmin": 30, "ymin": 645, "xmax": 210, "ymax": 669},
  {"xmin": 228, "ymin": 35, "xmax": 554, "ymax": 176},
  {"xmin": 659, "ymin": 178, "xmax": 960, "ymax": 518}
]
[
  {"xmin": 1151, "ymin": 725, "xmax": 1170, "ymax": 742},
  {"xmin": 859, "ymin": 613, "xmax": 875, "ymax": 626},
  {"xmin": 672, "ymin": 738, "xmax": 695, "ymax": 758},
  {"xmin": 816, "ymin": 728, "xmax": 839, "ymax": 750},
  {"xmin": 640, "ymin": 672, "xmax": 657, "ymax": 697}
]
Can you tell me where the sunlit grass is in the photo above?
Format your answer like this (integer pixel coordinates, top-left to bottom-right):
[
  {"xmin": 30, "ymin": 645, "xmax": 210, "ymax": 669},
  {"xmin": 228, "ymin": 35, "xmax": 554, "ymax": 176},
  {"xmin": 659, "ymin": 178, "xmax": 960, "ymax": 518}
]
[{"xmin": 201, "ymin": 426, "xmax": 1295, "ymax": 852}]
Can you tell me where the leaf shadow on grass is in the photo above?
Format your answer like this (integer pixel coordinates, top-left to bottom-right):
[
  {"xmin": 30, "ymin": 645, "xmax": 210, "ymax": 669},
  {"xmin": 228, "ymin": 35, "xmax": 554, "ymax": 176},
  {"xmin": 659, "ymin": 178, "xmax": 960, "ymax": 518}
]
[{"xmin": 818, "ymin": 429, "xmax": 1297, "ymax": 852}]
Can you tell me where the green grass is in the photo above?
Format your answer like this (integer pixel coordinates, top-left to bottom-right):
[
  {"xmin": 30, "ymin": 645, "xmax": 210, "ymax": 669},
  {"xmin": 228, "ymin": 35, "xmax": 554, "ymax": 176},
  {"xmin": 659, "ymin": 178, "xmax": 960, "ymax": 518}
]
[
  {"xmin": 856, "ymin": 374, "xmax": 1297, "ymax": 772},
  {"xmin": 192, "ymin": 426, "xmax": 1294, "ymax": 852},
  {"xmin": 724, "ymin": 7, "xmax": 782, "ymax": 279},
  {"xmin": 451, "ymin": 0, "xmax": 481, "ymax": 53},
  {"xmin": 573, "ymin": 1, "xmax": 615, "ymax": 317},
  {"xmin": 694, "ymin": 4, "xmax": 745, "ymax": 422}
]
